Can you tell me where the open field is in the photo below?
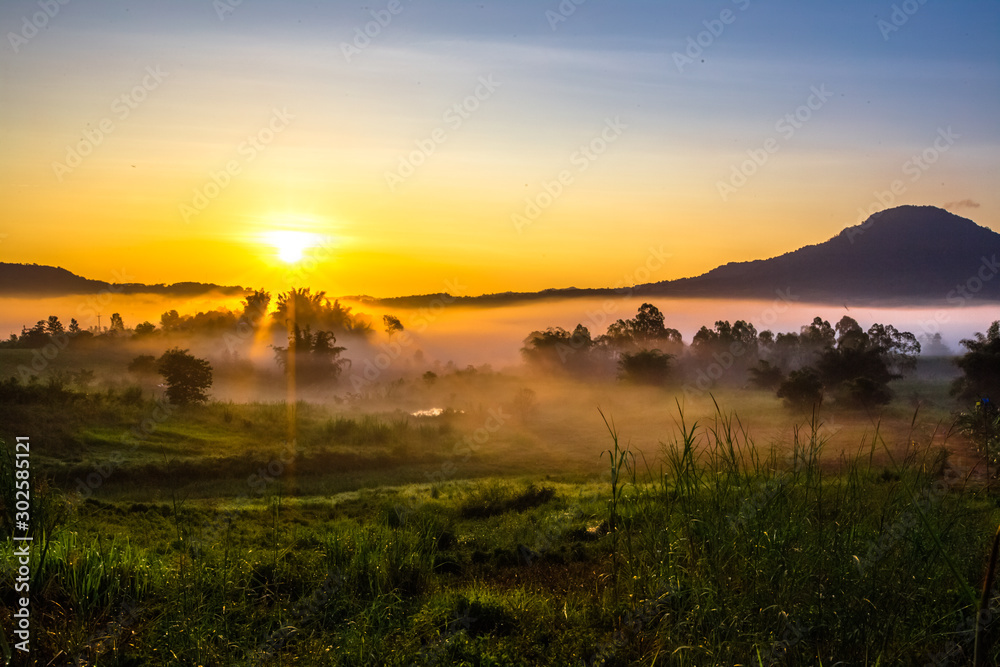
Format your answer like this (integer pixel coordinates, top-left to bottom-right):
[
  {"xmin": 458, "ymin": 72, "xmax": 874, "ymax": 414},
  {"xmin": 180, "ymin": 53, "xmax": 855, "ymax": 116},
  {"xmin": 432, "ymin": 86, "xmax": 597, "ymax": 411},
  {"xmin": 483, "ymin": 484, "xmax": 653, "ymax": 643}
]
[{"xmin": 4, "ymin": 348, "xmax": 1000, "ymax": 665}]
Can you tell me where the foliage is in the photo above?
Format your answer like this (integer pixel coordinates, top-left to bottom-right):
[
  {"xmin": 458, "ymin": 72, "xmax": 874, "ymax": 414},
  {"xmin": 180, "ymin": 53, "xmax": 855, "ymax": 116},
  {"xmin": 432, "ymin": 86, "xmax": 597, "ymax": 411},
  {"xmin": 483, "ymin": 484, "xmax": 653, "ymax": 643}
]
[
  {"xmin": 8, "ymin": 401, "xmax": 999, "ymax": 666},
  {"xmin": 521, "ymin": 324, "xmax": 598, "ymax": 375},
  {"xmin": 617, "ymin": 348, "xmax": 673, "ymax": 385},
  {"xmin": 747, "ymin": 359, "xmax": 785, "ymax": 390},
  {"xmin": 602, "ymin": 302, "xmax": 682, "ymax": 350},
  {"xmin": 383, "ymin": 314, "xmax": 404, "ymax": 338},
  {"xmin": 273, "ymin": 288, "xmax": 371, "ymax": 335},
  {"xmin": 133, "ymin": 321, "xmax": 157, "ymax": 336},
  {"xmin": 954, "ymin": 398, "xmax": 1000, "ymax": 471},
  {"xmin": 952, "ymin": 321, "xmax": 1000, "ymax": 401},
  {"xmin": 157, "ymin": 347, "xmax": 213, "ymax": 405},
  {"xmin": 777, "ymin": 367, "xmax": 824, "ymax": 409},
  {"xmin": 128, "ymin": 354, "xmax": 159, "ymax": 375},
  {"xmin": 272, "ymin": 324, "xmax": 350, "ymax": 385}
]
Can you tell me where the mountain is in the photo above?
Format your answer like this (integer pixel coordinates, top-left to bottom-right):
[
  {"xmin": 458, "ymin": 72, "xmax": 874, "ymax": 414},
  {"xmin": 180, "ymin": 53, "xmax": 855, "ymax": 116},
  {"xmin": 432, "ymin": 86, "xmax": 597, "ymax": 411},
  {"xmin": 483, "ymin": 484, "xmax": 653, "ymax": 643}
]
[
  {"xmin": 0, "ymin": 263, "xmax": 247, "ymax": 297},
  {"xmin": 358, "ymin": 205, "xmax": 1000, "ymax": 307},
  {"xmin": 4, "ymin": 206, "xmax": 996, "ymax": 306},
  {"xmin": 633, "ymin": 205, "xmax": 1000, "ymax": 304}
]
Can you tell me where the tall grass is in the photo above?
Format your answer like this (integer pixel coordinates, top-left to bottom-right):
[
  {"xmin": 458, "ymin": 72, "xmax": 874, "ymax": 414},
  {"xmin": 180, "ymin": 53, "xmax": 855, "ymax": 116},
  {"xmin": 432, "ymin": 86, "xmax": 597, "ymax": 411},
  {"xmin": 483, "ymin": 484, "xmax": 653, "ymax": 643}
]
[
  {"xmin": 595, "ymin": 400, "xmax": 998, "ymax": 665},
  {"xmin": 4, "ymin": 402, "xmax": 1000, "ymax": 665}
]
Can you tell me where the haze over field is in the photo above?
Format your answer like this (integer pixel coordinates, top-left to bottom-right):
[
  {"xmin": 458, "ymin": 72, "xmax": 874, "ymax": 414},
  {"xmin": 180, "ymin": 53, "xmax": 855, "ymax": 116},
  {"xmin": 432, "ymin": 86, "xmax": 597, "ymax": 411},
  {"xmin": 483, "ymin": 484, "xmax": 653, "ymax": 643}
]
[
  {"xmin": 4, "ymin": 3, "xmax": 1000, "ymax": 663},
  {"xmin": 1, "ymin": 292, "xmax": 995, "ymax": 368}
]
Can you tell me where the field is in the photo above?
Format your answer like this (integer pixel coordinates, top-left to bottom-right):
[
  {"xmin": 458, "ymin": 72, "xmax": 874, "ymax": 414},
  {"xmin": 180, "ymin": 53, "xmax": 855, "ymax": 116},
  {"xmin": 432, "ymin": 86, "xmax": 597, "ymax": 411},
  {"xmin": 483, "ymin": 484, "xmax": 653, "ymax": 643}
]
[{"xmin": 2, "ymin": 348, "xmax": 1000, "ymax": 666}]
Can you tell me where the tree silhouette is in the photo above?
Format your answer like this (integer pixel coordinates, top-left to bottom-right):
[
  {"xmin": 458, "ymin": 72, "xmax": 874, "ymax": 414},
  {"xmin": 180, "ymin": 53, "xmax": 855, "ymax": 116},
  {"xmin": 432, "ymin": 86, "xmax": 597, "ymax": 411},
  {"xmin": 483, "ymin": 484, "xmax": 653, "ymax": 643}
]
[
  {"xmin": 748, "ymin": 360, "xmax": 784, "ymax": 390},
  {"xmin": 777, "ymin": 367, "xmax": 824, "ymax": 410},
  {"xmin": 522, "ymin": 324, "xmax": 601, "ymax": 375},
  {"xmin": 273, "ymin": 288, "xmax": 371, "ymax": 335},
  {"xmin": 952, "ymin": 321, "xmax": 1000, "ymax": 401},
  {"xmin": 157, "ymin": 348, "xmax": 213, "ymax": 405},
  {"xmin": 134, "ymin": 321, "xmax": 156, "ymax": 336},
  {"xmin": 241, "ymin": 289, "xmax": 272, "ymax": 326},
  {"xmin": 272, "ymin": 325, "xmax": 350, "ymax": 384},
  {"xmin": 603, "ymin": 303, "xmax": 681, "ymax": 350},
  {"xmin": 46, "ymin": 315, "xmax": 63, "ymax": 335},
  {"xmin": 618, "ymin": 349, "xmax": 673, "ymax": 385},
  {"xmin": 383, "ymin": 314, "xmax": 404, "ymax": 338}
]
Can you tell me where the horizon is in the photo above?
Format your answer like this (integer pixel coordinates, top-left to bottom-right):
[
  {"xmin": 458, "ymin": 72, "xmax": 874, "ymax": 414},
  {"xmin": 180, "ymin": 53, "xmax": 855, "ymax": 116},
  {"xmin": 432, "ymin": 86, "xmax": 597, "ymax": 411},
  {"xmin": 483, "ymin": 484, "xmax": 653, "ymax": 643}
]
[
  {"xmin": 1, "ymin": 1, "xmax": 998, "ymax": 299},
  {"xmin": 0, "ymin": 203, "xmax": 992, "ymax": 302}
]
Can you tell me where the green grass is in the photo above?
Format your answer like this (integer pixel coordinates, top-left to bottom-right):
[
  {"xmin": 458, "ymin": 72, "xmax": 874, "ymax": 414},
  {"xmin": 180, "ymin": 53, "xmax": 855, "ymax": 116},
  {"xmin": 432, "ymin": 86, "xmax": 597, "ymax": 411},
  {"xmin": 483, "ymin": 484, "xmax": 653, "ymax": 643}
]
[{"xmin": 3, "ymin": 373, "xmax": 1000, "ymax": 664}]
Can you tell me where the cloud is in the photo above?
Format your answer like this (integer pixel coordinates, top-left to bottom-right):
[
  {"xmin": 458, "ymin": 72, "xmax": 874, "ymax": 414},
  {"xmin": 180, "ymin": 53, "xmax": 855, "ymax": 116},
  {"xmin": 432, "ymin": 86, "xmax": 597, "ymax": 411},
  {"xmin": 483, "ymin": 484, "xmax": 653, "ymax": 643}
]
[{"xmin": 943, "ymin": 199, "xmax": 981, "ymax": 211}]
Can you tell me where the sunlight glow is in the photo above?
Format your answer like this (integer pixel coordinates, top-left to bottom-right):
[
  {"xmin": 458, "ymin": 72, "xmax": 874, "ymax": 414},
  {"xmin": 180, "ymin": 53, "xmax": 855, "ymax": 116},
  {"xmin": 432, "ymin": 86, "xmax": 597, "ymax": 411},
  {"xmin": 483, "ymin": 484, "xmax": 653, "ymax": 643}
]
[{"xmin": 267, "ymin": 230, "xmax": 319, "ymax": 264}]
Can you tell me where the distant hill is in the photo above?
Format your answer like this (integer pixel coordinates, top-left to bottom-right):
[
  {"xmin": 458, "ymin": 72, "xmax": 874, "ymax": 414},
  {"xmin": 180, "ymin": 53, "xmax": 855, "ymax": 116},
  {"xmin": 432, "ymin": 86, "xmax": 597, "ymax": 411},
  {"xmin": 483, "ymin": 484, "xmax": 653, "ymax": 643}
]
[
  {"xmin": 354, "ymin": 206, "xmax": 1000, "ymax": 307},
  {"xmin": 0, "ymin": 263, "xmax": 247, "ymax": 297},
  {"xmin": 632, "ymin": 205, "xmax": 1000, "ymax": 304},
  {"xmin": 5, "ymin": 206, "xmax": 996, "ymax": 306}
]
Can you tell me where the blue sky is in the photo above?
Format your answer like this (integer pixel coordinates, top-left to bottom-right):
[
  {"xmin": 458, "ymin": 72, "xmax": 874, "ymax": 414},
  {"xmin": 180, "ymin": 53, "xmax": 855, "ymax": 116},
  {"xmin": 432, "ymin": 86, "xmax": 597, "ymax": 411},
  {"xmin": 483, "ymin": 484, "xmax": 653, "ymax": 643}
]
[{"xmin": 1, "ymin": 0, "xmax": 998, "ymax": 295}]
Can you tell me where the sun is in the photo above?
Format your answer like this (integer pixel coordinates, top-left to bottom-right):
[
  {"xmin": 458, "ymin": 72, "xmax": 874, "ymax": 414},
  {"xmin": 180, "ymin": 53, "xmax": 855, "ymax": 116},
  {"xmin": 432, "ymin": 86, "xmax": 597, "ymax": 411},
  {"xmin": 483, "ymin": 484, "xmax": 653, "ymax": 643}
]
[{"xmin": 267, "ymin": 230, "xmax": 318, "ymax": 264}]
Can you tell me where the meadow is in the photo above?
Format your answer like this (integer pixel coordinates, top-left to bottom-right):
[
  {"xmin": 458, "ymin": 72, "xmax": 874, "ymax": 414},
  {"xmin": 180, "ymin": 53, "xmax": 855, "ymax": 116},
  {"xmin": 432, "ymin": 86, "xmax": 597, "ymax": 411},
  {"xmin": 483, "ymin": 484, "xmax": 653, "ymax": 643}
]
[{"xmin": 3, "ymin": 340, "xmax": 1000, "ymax": 666}]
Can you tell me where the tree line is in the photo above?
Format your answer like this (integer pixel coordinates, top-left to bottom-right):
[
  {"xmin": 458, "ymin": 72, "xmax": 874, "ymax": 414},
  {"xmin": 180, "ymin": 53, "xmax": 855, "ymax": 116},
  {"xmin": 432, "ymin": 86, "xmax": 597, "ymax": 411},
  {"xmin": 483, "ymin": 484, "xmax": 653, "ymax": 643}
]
[{"xmin": 522, "ymin": 302, "xmax": 998, "ymax": 409}]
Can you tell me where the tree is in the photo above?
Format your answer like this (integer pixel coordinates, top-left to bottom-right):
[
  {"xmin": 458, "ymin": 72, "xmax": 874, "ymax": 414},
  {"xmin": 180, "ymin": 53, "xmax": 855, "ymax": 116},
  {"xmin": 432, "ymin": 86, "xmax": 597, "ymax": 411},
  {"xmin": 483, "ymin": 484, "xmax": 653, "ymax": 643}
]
[
  {"xmin": 748, "ymin": 360, "xmax": 784, "ymax": 391},
  {"xmin": 134, "ymin": 321, "xmax": 157, "ymax": 336},
  {"xmin": 160, "ymin": 310, "xmax": 182, "ymax": 332},
  {"xmin": 46, "ymin": 315, "xmax": 64, "ymax": 335},
  {"xmin": 952, "ymin": 321, "xmax": 1000, "ymax": 401},
  {"xmin": 272, "ymin": 325, "xmax": 350, "ymax": 384},
  {"xmin": 602, "ymin": 303, "xmax": 681, "ymax": 350},
  {"xmin": 157, "ymin": 348, "xmax": 213, "ymax": 405},
  {"xmin": 800, "ymin": 317, "xmax": 835, "ymax": 351},
  {"xmin": 109, "ymin": 313, "xmax": 125, "ymax": 334},
  {"xmin": 521, "ymin": 324, "xmax": 600, "ymax": 375},
  {"xmin": 383, "ymin": 314, "xmax": 404, "ymax": 339},
  {"xmin": 777, "ymin": 367, "xmax": 824, "ymax": 410},
  {"xmin": 19, "ymin": 321, "xmax": 49, "ymax": 348},
  {"xmin": 618, "ymin": 349, "xmax": 673, "ymax": 385},
  {"xmin": 954, "ymin": 398, "xmax": 1000, "ymax": 477},
  {"xmin": 815, "ymin": 320, "xmax": 919, "ymax": 407},
  {"xmin": 241, "ymin": 289, "xmax": 272, "ymax": 326},
  {"xmin": 273, "ymin": 288, "xmax": 371, "ymax": 335},
  {"xmin": 128, "ymin": 354, "xmax": 159, "ymax": 375}
]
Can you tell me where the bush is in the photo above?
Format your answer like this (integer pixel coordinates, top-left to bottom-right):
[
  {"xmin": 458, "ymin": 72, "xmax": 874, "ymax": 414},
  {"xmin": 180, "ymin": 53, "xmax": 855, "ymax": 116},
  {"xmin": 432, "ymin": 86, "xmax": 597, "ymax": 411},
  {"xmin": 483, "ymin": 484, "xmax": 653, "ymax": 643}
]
[
  {"xmin": 777, "ymin": 367, "xmax": 823, "ymax": 410},
  {"xmin": 618, "ymin": 349, "xmax": 672, "ymax": 385},
  {"xmin": 157, "ymin": 348, "xmax": 213, "ymax": 405}
]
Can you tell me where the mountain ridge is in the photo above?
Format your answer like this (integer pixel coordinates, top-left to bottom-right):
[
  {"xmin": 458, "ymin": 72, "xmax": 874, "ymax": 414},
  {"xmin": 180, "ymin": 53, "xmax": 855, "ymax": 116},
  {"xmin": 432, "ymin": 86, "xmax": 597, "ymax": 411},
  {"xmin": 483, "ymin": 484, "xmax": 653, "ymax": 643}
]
[
  {"xmin": 0, "ymin": 263, "xmax": 247, "ymax": 297},
  {"xmin": 2, "ymin": 206, "xmax": 996, "ymax": 306}
]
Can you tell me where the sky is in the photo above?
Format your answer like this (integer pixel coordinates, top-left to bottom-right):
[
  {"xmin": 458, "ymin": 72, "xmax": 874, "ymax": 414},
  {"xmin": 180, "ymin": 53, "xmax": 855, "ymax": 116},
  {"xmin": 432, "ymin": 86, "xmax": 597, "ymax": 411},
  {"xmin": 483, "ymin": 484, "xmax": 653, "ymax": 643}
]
[{"xmin": 1, "ymin": 0, "xmax": 998, "ymax": 298}]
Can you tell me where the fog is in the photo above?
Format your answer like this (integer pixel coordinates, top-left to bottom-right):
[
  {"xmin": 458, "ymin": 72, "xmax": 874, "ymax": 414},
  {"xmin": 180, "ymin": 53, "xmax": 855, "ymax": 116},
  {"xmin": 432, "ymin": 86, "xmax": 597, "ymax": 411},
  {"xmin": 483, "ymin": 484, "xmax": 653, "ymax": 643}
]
[
  {"xmin": 1, "ymin": 291, "xmax": 988, "ymax": 476},
  {"xmin": 3, "ymin": 293, "xmax": 998, "ymax": 373},
  {"xmin": 350, "ymin": 295, "xmax": 997, "ymax": 368}
]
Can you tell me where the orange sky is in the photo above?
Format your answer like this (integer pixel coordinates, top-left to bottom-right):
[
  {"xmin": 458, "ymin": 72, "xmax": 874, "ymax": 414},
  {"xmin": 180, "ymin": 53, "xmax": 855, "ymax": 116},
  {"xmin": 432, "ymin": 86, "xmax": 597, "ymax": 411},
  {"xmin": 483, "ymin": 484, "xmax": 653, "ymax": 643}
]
[{"xmin": 1, "ymin": 2, "xmax": 997, "ymax": 297}]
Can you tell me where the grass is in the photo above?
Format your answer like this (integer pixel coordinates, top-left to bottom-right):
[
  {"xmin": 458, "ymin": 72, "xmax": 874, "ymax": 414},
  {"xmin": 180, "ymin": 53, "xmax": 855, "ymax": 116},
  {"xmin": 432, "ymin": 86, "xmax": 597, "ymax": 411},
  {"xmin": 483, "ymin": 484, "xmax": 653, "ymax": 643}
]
[{"xmin": 3, "ymin": 369, "xmax": 1000, "ymax": 664}]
